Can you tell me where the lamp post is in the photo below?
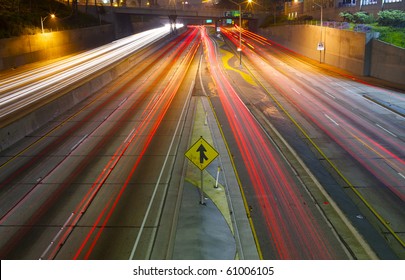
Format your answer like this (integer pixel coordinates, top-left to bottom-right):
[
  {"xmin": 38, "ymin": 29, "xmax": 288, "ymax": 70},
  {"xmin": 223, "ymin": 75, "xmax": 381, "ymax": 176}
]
[
  {"xmin": 313, "ymin": 1, "xmax": 323, "ymax": 28},
  {"xmin": 228, "ymin": 0, "xmax": 252, "ymax": 67},
  {"xmin": 41, "ymin": 14, "xmax": 55, "ymax": 33},
  {"xmin": 313, "ymin": 1, "xmax": 323, "ymax": 63}
]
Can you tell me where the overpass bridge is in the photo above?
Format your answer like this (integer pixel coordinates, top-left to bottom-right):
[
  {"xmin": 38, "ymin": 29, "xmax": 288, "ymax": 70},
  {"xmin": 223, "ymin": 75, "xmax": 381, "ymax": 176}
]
[
  {"xmin": 113, "ymin": 6, "xmax": 256, "ymax": 20},
  {"xmin": 113, "ymin": 6, "xmax": 258, "ymax": 33},
  {"xmin": 80, "ymin": 4, "xmax": 262, "ymax": 38}
]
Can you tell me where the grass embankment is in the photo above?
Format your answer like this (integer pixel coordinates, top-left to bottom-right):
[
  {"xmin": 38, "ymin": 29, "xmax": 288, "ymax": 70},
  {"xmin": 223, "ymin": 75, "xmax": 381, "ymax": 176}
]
[
  {"xmin": 260, "ymin": 15, "xmax": 405, "ymax": 49},
  {"xmin": 372, "ymin": 25, "xmax": 405, "ymax": 48}
]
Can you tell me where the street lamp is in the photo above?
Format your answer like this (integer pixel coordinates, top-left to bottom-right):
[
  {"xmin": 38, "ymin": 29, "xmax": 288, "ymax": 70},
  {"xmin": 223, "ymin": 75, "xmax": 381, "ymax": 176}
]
[
  {"xmin": 228, "ymin": 0, "xmax": 252, "ymax": 67},
  {"xmin": 312, "ymin": 1, "xmax": 323, "ymax": 29},
  {"xmin": 41, "ymin": 13, "xmax": 55, "ymax": 34},
  {"xmin": 313, "ymin": 1, "xmax": 323, "ymax": 63}
]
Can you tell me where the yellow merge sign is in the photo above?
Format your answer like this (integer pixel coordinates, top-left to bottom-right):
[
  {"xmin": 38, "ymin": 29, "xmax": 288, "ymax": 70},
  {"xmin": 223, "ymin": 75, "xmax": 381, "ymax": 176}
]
[{"xmin": 185, "ymin": 137, "xmax": 219, "ymax": 171}]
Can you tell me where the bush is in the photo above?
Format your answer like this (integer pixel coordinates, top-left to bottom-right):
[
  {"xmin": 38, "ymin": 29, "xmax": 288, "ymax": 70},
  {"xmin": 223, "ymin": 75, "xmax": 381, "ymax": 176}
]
[
  {"xmin": 297, "ymin": 15, "xmax": 313, "ymax": 21},
  {"xmin": 353, "ymin": 11, "xmax": 374, "ymax": 24},
  {"xmin": 339, "ymin": 11, "xmax": 353, "ymax": 22},
  {"xmin": 377, "ymin": 10, "xmax": 405, "ymax": 27},
  {"xmin": 340, "ymin": 11, "xmax": 374, "ymax": 24}
]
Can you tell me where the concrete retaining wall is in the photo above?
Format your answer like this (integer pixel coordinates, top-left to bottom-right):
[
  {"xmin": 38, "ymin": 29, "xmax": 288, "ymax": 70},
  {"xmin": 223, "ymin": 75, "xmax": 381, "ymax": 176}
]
[
  {"xmin": 259, "ymin": 25, "xmax": 405, "ymax": 86},
  {"xmin": 0, "ymin": 60, "xmax": 114, "ymax": 151},
  {"xmin": 0, "ymin": 33, "xmax": 175, "ymax": 152},
  {"xmin": 370, "ymin": 40, "xmax": 405, "ymax": 84},
  {"xmin": 259, "ymin": 25, "xmax": 367, "ymax": 75},
  {"xmin": 0, "ymin": 24, "xmax": 114, "ymax": 71}
]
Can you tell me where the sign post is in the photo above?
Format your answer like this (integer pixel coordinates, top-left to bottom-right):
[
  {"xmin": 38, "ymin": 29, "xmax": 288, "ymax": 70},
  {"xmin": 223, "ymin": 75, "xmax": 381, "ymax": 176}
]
[
  {"xmin": 317, "ymin": 42, "xmax": 324, "ymax": 63},
  {"xmin": 185, "ymin": 136, "xmax": 219, "ymax": 205}
]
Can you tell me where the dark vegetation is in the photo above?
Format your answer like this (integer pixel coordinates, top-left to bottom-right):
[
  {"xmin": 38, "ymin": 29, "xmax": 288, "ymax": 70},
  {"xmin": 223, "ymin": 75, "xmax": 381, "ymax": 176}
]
[
  {"xmin": 260, "ymin": 9, "xmax": 405, "ymax": 48},
  {"xmin": 0, "ymin": 0, "xmax": 101, "ymax": 38},
  {"xmin": 339, "ymin": 10, "xmax": 405, "ymax": 48}
]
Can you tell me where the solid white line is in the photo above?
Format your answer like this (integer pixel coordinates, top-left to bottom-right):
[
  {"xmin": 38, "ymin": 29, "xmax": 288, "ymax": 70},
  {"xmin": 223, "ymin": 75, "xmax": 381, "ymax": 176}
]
[
  {"xmin": 128, "ymin": 80, "xmax": 195, "ymax": 260},
  {"xmin": 39, "ymin": 212, "xmax": 75, "ymax": 259},
  {"xmin": 376, "ymin": 123, "xmax": 397, "ymax": 137},
  {"xmin": 362, "ymin": 95, "xmax": 405, "ymax": 119},
  {"xmin": 199, "ymin": 54, "xmax": 208, "ymax": 96},
  {"xmin": 118, "ymin": 97, "xmax": 128, "ymax": 107},
  {"xmin": 291, "ymin": 88, "xmax": 301, "ymax": 95},
  {"xmin": 70, "ymin": 134, "xmax": 88, "ymax": 151},
  {"xmin": 124, "ymin": 128, "xmax": 136, "ymax": 143},
  {"xmin": 324, "ymin": 91, "xmax": 336, "ymax": 99},
  {"xmin": 324, "ymin": 114, "xmax": 339, "ymax": 126},
  {"xmin": 398, "ymin": 173, "xmax": 405, "ymax": 180}
]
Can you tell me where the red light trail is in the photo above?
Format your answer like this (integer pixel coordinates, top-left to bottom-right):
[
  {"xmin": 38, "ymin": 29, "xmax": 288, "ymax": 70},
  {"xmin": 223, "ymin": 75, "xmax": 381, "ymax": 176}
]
[
  {"xmin": 221, "ymin": 26, "xmax": 405, "ymax": 250},
  {"xmin": 202, "ymin": 26, "xmax": 339, "ymax": 259}
]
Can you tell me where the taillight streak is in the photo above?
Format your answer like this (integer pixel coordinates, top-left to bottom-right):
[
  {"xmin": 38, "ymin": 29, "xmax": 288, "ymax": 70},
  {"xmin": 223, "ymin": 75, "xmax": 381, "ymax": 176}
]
[{"xmin": 203, "ymin": 26, "xmax": 335, "ymax": 259}]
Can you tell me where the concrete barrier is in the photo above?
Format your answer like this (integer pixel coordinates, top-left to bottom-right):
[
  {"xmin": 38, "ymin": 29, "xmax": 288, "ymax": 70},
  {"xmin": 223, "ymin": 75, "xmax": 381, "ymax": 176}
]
[
  {"xmin": 0, "ymin": 33, "xmax": 175, "ymax": 152},
  {"xmin": 0, "ymin": 62, "xmax": 113, "ymax": 151},
  {"xmin": 370, "ymin": 40, "xmax": 405, "ymax": 84},
  {"xmin": 259, "ymin": 25, "xmax": 405, "ymax": 86},
  {"xmin": 0, "ymin": 24, "xmax": 114, "ymax": 71},
  {"xmin": 259, "ymin": 25, "xmax": 367, "ymax": 75}
]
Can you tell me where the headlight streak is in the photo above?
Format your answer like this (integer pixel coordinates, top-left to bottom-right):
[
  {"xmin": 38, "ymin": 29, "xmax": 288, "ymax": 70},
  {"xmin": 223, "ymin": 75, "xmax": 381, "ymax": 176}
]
[
  {"xmin": 0, "ymin": 26, "xmax": 172, "ymax": 121},
  {"xmin": 0, "ymin": 27, "xmax": 196, "ymax": 259},
  {"xmin": 72, "ymin": 27, "xmax": 199, "ymax": 260},
  {"xmin": 0, "ymin": 27, "xmax": 169, "ymax": 91}
]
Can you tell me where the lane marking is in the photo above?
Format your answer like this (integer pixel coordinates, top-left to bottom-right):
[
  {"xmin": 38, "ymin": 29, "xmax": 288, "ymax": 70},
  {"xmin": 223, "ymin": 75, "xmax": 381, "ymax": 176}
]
[
  {"xmin": 128, "ymin": 80, "xmax": 195, "ymax": 260},
  {"xmin": 324, "ymin": 91, "xmax": 336, "ymax": 99},
  {"xmin": 118, "ymin": 97, "xmax": 128, "ymax": 107},
  {"xmin": 375, "ymin": 123, "xmax": 397, "ymax": 138},
  {"xmin": 324, "ymin": 114, "xmax": 339, "ymax": 126},
  {"xmin": 40, "ymin": 212, "xmax": 75, "ymax": 259},
  {"xmin": 291, "ymin": 88, "xmax": 301, "ymax": 95},
  {"xmin": 70, "ymin": 134, "xmax": 88, "ymax": 151},
  {"xmin": 124, "ymin": 128, "xmax": 136, "ymax": 143},
  {"xmin": 362, "ymin": 95, "xmax": 405, "ymax": 119},
  {"xmin": 242, "ymin": 48, "xmax": 405, "ymax": 249}
]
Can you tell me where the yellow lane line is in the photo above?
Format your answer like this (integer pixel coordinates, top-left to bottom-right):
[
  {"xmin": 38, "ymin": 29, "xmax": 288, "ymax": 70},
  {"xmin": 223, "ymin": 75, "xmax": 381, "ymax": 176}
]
[
  {"xmin": 206, "ymin": 95, "xmax": 264, "ymax": 260},
  {"xmin": 346, "ymin": 128, "xmax": 403, "ymax": 173},
  {"xmin": 244, "ymin": 56, "xmax": 405, "ymax": 249},
  {"xmin": 217, "ymin": 42, "xmax": 257, "ymax": 86}
]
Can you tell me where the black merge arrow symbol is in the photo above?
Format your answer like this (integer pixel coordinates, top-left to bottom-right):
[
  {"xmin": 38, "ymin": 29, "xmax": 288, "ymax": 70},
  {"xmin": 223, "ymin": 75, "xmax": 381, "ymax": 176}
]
[{"xmin": 197, "ymin": 144, "xmax": 208, "ymax": 164}]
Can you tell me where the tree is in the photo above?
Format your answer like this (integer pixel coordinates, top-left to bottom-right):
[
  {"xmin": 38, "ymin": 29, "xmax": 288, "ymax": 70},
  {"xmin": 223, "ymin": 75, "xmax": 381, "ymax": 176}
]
[{"xmin": 378, "ymin": 10, "xmax": 405, "ymax": 27}]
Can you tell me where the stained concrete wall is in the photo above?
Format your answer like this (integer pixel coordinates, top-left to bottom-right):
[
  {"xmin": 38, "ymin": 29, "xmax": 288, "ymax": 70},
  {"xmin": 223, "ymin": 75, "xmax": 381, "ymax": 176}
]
[
  {"xmin": 259, "ymin": 25, "xmax": 367, "ymax": 75},
  {"xmin": 0, "ymin": 24, "xmax": 114, "ymax": 71},
  {"xmin": 259, "ymin": 25, "xmax": 405, "ymax": 86},
  {"xmin": 370, "ymin": 40, "xmax": 405, "ymax": 84}
]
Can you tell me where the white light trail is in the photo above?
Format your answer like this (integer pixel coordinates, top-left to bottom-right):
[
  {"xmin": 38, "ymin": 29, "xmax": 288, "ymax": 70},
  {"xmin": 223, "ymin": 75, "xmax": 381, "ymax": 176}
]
[{"xmin": 0, "ymin": 26, "xmax": 175, "ymax": 119}]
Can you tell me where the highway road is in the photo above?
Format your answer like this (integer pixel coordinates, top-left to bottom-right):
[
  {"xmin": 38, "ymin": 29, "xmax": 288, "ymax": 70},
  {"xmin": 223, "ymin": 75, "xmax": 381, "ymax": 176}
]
[
  {"xmin": 221, "ymin": 26, "xmax": 404, "ymax": 258},
  {"xmin": 203, "ymin": 27, "xmax": 350, "ymax": 259},
  {"xmin": 0, "ymin": 25, "xmax": 403, "ymax": 259},
  {"xmin": 0, "ymin": 26, "xmax": 200, "ymax": 259}
]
